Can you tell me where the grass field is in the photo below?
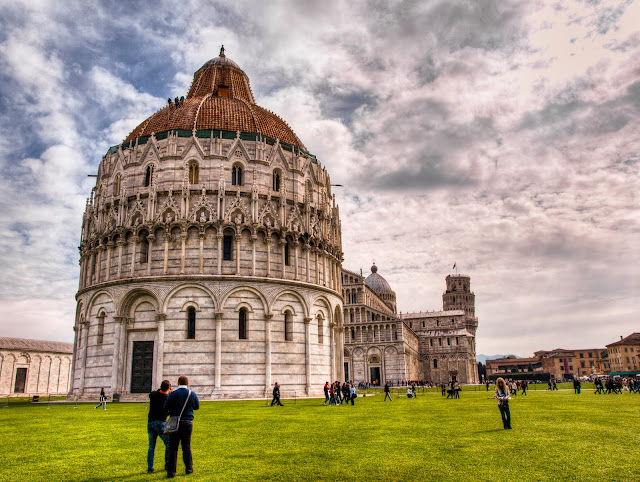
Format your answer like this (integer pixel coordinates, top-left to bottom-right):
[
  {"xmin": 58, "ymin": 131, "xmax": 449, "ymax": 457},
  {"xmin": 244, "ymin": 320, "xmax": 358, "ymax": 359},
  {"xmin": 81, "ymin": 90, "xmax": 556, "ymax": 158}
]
[{"xmin": 1, "ymin": 388, "xmax": 638, "ymax": 481}]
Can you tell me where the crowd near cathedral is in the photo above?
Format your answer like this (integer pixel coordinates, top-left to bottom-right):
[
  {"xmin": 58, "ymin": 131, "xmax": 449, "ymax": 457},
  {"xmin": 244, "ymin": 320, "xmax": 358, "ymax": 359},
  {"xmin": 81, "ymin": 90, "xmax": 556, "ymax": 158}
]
[{"xmin": 2, "ymin": 48, "xmax": 479, "ymax": 399}]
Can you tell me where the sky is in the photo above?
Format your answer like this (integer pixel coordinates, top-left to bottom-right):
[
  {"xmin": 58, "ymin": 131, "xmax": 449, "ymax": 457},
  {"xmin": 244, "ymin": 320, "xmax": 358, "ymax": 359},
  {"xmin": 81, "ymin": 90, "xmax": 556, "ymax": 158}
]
[{"xmin": 0, "ymin": 0, "xmax": 638, "ymax": 357}]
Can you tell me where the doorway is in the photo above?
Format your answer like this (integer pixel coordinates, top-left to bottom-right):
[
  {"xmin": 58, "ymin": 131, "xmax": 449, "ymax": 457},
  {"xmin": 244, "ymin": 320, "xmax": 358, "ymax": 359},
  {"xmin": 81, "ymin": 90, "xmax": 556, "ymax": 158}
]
[
  {"xmin": 131, "ymin": 341, "xmax": 154, "ymax": 393},
  {"xmin": 370, "ymin": 366, "xmax": 381, "ymax": 386},
  {"xmin": 14, "ymin": 368, "xmax": 27, "ymax": 393},
  {"xmin": 344, "ymin": 362, "xmax": 349, "ymax": 382}
]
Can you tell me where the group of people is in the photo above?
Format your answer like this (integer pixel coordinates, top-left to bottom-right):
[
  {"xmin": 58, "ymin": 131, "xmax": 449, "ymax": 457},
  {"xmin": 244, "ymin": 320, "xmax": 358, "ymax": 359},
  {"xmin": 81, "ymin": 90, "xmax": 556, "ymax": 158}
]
[
  {"xmin": 324, "ymin": 381, "xmax": 357, "ymax": 405},
  {"xmin": 147, "ymin": 376, "xmax": 200, "ymax": 478},
  {"xmin": 441, "ymin": 381, "xmax": 461, "ymax": 398},
  {"xmin": 594, "ymin": 377, "xmax": 639, "ymax": 394}
]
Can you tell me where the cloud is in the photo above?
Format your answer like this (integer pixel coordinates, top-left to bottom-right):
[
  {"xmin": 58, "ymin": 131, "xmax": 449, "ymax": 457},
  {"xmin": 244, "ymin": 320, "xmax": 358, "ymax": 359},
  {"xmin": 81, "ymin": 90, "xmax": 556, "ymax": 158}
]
[{"xmin": 0, "ymin": 0, "xmax": 638, "ymax": 358}]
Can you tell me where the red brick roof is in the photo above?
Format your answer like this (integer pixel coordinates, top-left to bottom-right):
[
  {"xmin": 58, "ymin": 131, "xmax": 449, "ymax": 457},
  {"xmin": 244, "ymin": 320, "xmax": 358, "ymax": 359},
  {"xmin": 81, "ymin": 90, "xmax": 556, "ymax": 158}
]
[
  {"xmin": 606, "ymin": 333, "xmax": 640, "ymax": 348},
  {"xmin": 0, "ymin": 336, "xmax": 72, "ymax": 354},
  {"xmin": 124, "ymin": 54, "xmax": 306, "ymax": 149}
]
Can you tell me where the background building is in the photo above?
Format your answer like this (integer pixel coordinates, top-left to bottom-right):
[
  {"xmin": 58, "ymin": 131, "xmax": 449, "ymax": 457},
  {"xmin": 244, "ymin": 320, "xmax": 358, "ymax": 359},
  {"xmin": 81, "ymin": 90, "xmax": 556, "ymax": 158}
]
[
  {"xmin": 606, "ymin": 333, "xmax": 640, "ymax": 375},
  {"xmin": 343, "ymin": 267, "xmax": 478, "ymax": 384},
  {"xmin": 71, "ymin": 49, "xmax": 344, "ymax": 400},
  {"xmin": 486, "ymin": 347, "xmax": 607, "ymax": 381},
  {"xmin": 0, "ymin": 337, "xmax": 72, "ymax": 396}
]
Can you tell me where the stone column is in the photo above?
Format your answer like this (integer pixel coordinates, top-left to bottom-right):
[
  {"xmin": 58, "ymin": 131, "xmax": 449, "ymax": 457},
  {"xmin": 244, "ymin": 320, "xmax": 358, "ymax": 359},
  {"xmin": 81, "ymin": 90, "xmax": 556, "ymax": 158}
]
[
  {"xmin": 338, "ymin": 327, "xmax": 345, "ymax": 382},
  {"xmin": 69, "ymin": 325, "xmax": 79, "ymax": 394},
  {"xmin": 199, "ymin": 234, "xmax": 205, "ymax": 274},
  {"xmin": 293, "ymin": 241, "xmax": 299, "ymax": 280},
  {"xmin": 95, "ymin": 246, "xmax": 104, "ymax": 283},
  {"xmin": 88, "ymin": 249, "xmax": 96, "ymax": 286},
  {"xmin": 314, "ymin": 249, "xmax": 319, "ymax": 284},
  {"xmin": 266, "ymin": 238, "xmax": 272, "ymax": 277},
  {"xmin": 116, "ymin": 240, "xmax": 125, "ymax": 279},
  {"xmin": 330, "ymin": 322, "xmax": 335, "ymax": 381},
  {"xmin": 163, "ymin": 233, "xmax": 171, "ymax": 274},
  {"xmin": 304, "ymin": 317, "xmax": 312, "ymax": 395},
  {"xmin": 105, "ymin": 241, "xmax": 113, "ymax": 281},
  {"xmin": 180, "ymin": 233, "xmax": 187, "ymax": 274},
  {"xmin": 146, "ymin": 235, "xmax": 155, "ymax": 276},
  {"xmin": 155, "ymin": 314, "xmax": 166, "ymax": 388},
  {"xmin": 250, "ymin": 236, "xmax": 257, "ymax": 276},
  {"xmin": 304, "ymin": 245, "xmax": 310, "ymax": 283},
  {"xmin": 214, "ymin": 312, "xmax": 223, "ymax": 390},
  {"xmin": 280, "ymin": 240, "xmax": 286, "ymax": 279},
  {"xmin": 235, "ymin": 234, "xmax": 242, "ymax": 275},
  {"xmin": 78, "ymin": 321, "xmax": 89, "ymax": 394},
  {"xmin": 112, "ymin": 316, "xmax": 129, "ymax": 394},
  {"xmin": 130, "ymin": 236, "xmax": 138, "ymax": 277},
  {"xmin": 216, "ymin": 234, "xmax": 223, "ymax": 275},
  {"xmin": 264, "ymin": 313, "xmax": 273, "ymax": 394}
]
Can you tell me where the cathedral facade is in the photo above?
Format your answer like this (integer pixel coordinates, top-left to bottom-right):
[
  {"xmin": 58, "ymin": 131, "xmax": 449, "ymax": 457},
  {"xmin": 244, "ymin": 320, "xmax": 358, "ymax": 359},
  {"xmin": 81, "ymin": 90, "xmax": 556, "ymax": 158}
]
[
  {"xmin": 71, "ymin": 50, "xmax": 344, "ymax": 400},
  {"xmin": 343, "ymin": 267, "xmax": 478, "ymax": 385}
]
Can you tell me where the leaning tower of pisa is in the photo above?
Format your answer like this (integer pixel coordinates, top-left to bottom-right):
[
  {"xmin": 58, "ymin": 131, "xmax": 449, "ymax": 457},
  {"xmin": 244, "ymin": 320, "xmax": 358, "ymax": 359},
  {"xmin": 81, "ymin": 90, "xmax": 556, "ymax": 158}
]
[{"xmin": 71, "ymin": 48, "xmax": 344, "ymax": 399}]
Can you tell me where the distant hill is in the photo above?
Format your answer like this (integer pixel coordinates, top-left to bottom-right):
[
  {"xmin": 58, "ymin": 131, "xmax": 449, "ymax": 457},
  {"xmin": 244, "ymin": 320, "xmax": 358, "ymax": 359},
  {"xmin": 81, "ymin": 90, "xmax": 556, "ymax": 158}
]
[{"xmin": 477, "ymin": 354, "xmax": 519, "ymax": 364}]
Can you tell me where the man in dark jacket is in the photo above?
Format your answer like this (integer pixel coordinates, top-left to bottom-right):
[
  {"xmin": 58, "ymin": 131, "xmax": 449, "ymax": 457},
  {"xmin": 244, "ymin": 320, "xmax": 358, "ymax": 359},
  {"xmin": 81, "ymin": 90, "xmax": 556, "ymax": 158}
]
[
  {"xmin": 271, "ymin": 382, "xmax": 283, "ymax": 406},
  {"xmin": 147, "ymin": 380, "xmax": 171, "ymax": 474},
  {"xmin": 383, "ymin": 382, "xmax": 392, "ymax": 401},
  {"xmin": 164, "ymin": 376, "xmax": 199, "ymax": 478}
]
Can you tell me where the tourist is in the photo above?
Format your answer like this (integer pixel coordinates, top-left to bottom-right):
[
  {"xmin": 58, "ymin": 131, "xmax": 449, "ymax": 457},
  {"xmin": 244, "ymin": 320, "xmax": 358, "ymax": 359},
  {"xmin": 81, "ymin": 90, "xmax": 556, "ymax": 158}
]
[
  {"xmin": 323, "ymin": 381, "xmax": 330, "ymax": 405},
  {"xmin": 594, "ymin": 378, "xmax": 604, "ymax": 394},
  {"xmin": 334, "ymin": 381, "xmax": 342, "ymax": 404},
  {"xmin": 552, "ymin": 380, "xmax": 558, "ymax": 390},
  {"xmin": 454, "ymin": 381, "xmax": 461, "ymax": 398},
  {"xmin": 147, "ymin": 380, "xmax": 171, "ymax": 474},
  {"xmin": 521, "ymin": 380, "xmax": 528, "ymax": 395},
  {"xmin": 406, "ymin": 387, "xmax": 413, "ymax": 398},
  {"xmin": 342, "ymin": 382, "xmax": 350, "ymax": 403},
  {"xmin": 411, "ymin": 383, "xmax": 417, "ymax": 398},
  {"xmin": 164, "ymin": 376, "xmax": 199, "ymax": 478},
  {"xmin": 271, "ymin": 382, "xmax": 283, "ymax": 406},
  {"xmin": 441, "ymin": 383, "xmax": 446, "ymax": 396},
  {"xmin": 94, "ymin": 387, "xmax": 107, "ymax": 410},
  {"xmin": 486, "ymin": 380, "xmax": 490, "ymax": 391},
  {"xmin": 383, "ymin": 382, "xmax": 392, "ymax": 401},
  {"xmin": 494, "ymin": 377, "xmax": 512, "ymax": 429},
  {"xmin": 349, "ymin": 383, "xmax": 357, "ymax": 405},
  {"xmin": 547, "ymin": 380, "xmax": 552, "ymax": 390}
]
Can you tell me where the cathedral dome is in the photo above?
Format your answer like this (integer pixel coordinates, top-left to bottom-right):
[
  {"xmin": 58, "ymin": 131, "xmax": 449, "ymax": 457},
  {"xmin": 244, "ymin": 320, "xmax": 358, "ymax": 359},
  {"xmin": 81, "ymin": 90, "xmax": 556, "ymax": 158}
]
[
  {"xmin": 124, "ymin": 47, "xmax": 306, "ymax": 149},
  {"xmin": 365, "ymin": 264, "xmax": 394, "ymax": 294}
]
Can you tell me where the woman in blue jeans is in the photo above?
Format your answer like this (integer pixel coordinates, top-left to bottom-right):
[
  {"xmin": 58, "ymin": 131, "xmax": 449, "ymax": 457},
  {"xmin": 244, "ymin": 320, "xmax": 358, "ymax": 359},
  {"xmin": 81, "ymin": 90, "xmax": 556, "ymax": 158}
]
[{"xmin": 494, "ymin": 377, "xmax": 512, "ymax": 429}]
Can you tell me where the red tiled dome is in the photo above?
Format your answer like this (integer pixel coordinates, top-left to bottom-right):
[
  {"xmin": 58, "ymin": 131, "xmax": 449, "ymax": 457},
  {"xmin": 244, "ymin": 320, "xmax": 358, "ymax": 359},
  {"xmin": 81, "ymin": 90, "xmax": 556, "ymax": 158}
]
[{"xmin": 124, "ymin": 49, "xmax": 306, "ymax": 149}]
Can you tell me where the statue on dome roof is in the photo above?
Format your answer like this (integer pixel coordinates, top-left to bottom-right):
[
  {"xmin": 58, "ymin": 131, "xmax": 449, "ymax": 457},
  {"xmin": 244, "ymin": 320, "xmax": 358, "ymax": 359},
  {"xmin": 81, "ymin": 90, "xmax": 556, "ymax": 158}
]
[{"xmin": 219, "ymin": 45, "xmax": 225, "ymax": 57}]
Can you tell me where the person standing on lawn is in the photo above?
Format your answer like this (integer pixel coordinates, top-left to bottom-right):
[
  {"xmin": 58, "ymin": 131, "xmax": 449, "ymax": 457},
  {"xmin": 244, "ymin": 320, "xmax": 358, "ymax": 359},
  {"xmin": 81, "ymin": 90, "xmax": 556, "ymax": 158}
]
[
  {"xmin": 349, "ymin": 383, "xmax": 356, "ymax": 405},
  {"xmin": 164, "ymin": 376, "xmax": 199, "ymax": 478},
  {"xmin": 494, "ymin": 377, "xmax": 512, "ymax": 429},
  {"xmin": 147, "ymin": 380, "xmax": 171, "ymax": 474},
  {"xmin": 94, "ymin": 387, "xmax": 107, "ymax": 410},
  {"xmin": 383, "ymin": 382, "xmax": 392, "ymax": 401},
  {"xmin": 271, "ymin": 382, "xmax": 283, "ymax": 406}
]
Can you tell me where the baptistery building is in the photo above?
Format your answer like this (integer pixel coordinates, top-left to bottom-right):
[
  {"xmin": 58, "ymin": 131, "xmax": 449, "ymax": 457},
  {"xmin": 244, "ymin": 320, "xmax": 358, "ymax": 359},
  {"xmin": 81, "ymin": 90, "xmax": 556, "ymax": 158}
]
[{"xmin": 71, "ymin": 49, "xmax": 344, "ymax": 399}]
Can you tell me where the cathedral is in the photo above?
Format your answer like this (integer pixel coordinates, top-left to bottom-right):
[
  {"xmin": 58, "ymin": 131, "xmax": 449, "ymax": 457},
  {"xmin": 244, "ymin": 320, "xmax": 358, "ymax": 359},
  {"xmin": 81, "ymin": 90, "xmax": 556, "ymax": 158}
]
[
  {"xmin": 70, "ymin": 49, "xmax": 477, "ymax": 400},
  {"xmin": 342, "ymin": 265, "xmax": 478, "ymax": 385}
]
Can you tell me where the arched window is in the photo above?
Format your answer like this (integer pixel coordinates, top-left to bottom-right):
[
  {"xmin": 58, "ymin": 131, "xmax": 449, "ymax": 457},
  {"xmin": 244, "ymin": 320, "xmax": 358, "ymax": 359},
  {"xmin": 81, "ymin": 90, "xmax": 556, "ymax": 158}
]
[
  {"xmin": 284, "ymin": 239, "xmax": 290, "ymax": 266},
  {"xmin": 223, "ymin": 234, "xmax": 233, "ymax": 261},
  {"xmin": 351, "ymin": 328, "xmax": 355, "ymax": 341},
  {"xmin": 187, "ymin": 307, "xmax": 196, "ymax": 339},
  {"xmin": 232, "ymin": 165, "xmax": 243, "ymax": 186},
  {"xmin": 113, "ymin": 173, "xmax": 121, "ymax": 196},
  {"xmin": 188, "ymin": 161, "xmax": 199, "ymax": 184},
  {"xmin": 139, "ymin": 234, "xmax": 149, "ymax": 263},
  {"xmin": 144, "ymin": 165, "xmax": 154, "ymax": 187},
  {"xmin": 273, "ymin": 170, "xmax": 281, "ymax": 192},
  {"xmin": 97, "ymin": 311, "xmax": 105, "ymax": 344},
  {"xmin": 317, "ymin": 315, "xmax": 323, "ymax": 344},
  {"xmin": 239, "ymin": 308, "xmax": 248, "ymax": 339},
  {"xmin": 284, "ymin": 311, "xmax": 293, "ymax": 341},
  {"xmin": 433, "ymin": 358, "xmax": 438, "ymax": 369}
]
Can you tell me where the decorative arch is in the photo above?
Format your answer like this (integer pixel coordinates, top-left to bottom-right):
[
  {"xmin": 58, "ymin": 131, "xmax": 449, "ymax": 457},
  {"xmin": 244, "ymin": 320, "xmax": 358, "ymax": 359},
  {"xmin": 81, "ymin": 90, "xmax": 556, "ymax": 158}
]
[
  {"xmin": 86, "ymin": 290, "xmax": 116, "ymax": 318},
  {"xmin": 221, "ymin": 286, "xmax": 269, "ymax": 314},
  {"xmin": 118, "ymin": 288, "xmax": 159, "ymax": 318},
  {"xmin": 272, "ymin": 289, "xmax": 309, "ymax": 318},
  {"xmin": 162, "ymin": 283, "xmax": 218, "ymax": 314}
]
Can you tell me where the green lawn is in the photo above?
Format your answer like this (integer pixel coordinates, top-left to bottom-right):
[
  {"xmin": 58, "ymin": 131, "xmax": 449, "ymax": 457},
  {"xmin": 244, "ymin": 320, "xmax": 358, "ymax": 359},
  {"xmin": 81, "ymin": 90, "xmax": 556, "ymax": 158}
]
[{"xmin": 1, "ymin": 389, "xmax": 638, "ymax": 481}]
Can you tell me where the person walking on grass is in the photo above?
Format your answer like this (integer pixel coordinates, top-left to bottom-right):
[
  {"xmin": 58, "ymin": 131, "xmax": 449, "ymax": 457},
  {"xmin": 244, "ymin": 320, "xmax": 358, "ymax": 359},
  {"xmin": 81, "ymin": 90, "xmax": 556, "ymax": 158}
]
[
  {"xmin": 350, "ymin": 383, "xmax": 357, "ymax": 405},
  {"xmin": 271, "ymin": 382, "xmax": 283, "ymax": 406},
  {"xmin": 147, "ymin": 380, "xmax": 171, "ymax": 474},
  {"xmin": 552, "ymin": 380, "xmax": 558, "ymax": 390},
  {"xmin": 164, "ymin": 376, "xmax": 199, "ymax": 478},
  {"xmin": 494, "ymin": 377, "xmax": 512, "ymax": 430},
  {"xmin": 383, "ymin": 382, "xmax": 393, "ymax": 401},
  {"xmin": 94, "ymin": 387, "xmax": 107, "ymax": 410},
  {"xmin": 323, "ymin": 381, "xmax": 330, "ymax": 405},
  {"xmin": 342, "ymin": 382, "xmax": 350, "ymax": 404},
  {"xmin": 441, "ymin": 383, "xmax": 446, "ymax": 396}
]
